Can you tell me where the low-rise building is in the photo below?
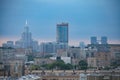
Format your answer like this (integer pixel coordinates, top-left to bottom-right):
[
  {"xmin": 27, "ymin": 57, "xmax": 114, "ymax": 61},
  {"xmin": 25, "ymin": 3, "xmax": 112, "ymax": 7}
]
[
  {"xmin": 87, "ymin": 57, "xmax": 97, "ymax": 68},
  {"xmin": 42, "ymin": 75, "xmax": 79, "ymax": 80},
  {"xmin": 9, "ymin": 59, "xmax": 24, "ymax": 78},
  {"xmin": 18, "ymin": 74, "xmax": 41, "ymax": 80},
  {"xmin": 50, "ymin": 57, "xmax": 71, "ymax": 64},
  {"xmin": 34, "ymin": 57, "xmax": 55, "ymax": 65}
]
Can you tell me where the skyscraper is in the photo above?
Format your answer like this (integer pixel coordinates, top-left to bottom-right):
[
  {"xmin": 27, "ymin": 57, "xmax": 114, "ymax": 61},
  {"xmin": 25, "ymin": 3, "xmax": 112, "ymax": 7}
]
[
  {"xmin": 56, "ymin": 23, "xmax": 68, "ymax": 44},
  {"xmin": 15, "ymin": 20, "xmax": 39, "ymax": 52},
  {"xmin": 21, "ymin": 20, "xmax": 32, "ymax": 48},
  {"xmin": 101, "ymin": 36, "xmax": 107, "ymax": 44},
  {"xmin": 91, "ymin": 36, "xmax": 98, "ymax": 44}
]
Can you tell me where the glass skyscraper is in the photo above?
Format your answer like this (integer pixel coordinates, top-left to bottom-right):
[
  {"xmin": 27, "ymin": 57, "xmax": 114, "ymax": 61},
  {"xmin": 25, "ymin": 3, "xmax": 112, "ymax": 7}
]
[
  {"xmin": 91, "ymin": 36, "xmax": 98, "ymax": 44},
  {"xmin": 56, "ymin": 23, "xmax": 68, "ymax": 44},
  {"xmin": 101, "ymin": 36, "xmax": 107, "ymax": 44}
]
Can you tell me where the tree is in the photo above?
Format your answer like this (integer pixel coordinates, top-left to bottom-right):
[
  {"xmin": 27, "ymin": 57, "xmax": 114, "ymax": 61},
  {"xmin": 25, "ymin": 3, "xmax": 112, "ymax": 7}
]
[
  {"xmin": 78, "ymin": 60, "xmax": 88, "ymax": 70},
  {"xmin": 52, "ymin": 60, "xmax": 65, "ymax": 69},
  {"xmin": 62, "ymin": 63, "xmax": 73, "ymax": 70},
  {"xmin": 44, "ymin": 55, "xmax": 53, "ymax": 58},
  {"xmin": 41, "ymin": 60, "xmax": 73, "ymax": 70},
  {"xmin": 30, "ymin": 65, "xmax": 41, "ymax": 70}
]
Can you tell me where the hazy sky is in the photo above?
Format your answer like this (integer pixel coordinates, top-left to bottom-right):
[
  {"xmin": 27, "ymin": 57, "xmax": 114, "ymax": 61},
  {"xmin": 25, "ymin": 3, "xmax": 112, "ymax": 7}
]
[{"xmin": 0, "ymin": 0, "xmax": 120, "ymax": 45}]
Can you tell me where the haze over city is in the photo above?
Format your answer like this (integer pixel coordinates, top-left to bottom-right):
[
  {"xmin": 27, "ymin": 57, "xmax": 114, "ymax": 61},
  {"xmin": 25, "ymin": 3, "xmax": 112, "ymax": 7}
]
[
  {"xmin": 0, "ymin": 0, "xmax": 120, "ymax": 46},
  {"xmin": 1, "ymin": 0, "xmax": 120, "ymax": 80}
]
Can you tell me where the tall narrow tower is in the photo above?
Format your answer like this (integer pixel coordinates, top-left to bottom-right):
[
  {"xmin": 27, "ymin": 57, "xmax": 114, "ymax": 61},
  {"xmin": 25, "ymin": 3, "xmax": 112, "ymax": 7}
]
[
  {"xmin": 101, "ymin": 36, "xmax": 107, "ymax": 44},
  {"xmin": 56, "ymin": 23, "xmax": 68, "ymax": 44},
  {"xmin": 15, "ymin": 20, "xmax": 39, "ymax": 52},
  {"xmin": 24, "ymin": 20, "xmax": 29, "ymax": 32},
  {"xmin": 91, "ymin": 36, "xmax": 98, "ymax": 44},
  {"xmin": 21, "ymin": 20, "xmax": 32, "ymax": 48}
]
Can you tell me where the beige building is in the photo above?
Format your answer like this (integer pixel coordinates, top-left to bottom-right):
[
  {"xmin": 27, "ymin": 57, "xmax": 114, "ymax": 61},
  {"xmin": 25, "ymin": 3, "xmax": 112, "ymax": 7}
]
[
  {"xmin": 34, "ymin": 57, "xmax": 55, "ymax": 65},
  {"xmin": 95, "ymin": 51, "xmax": 111, "ymax": 67},
  {"xmin": 42, "ymin": 75, "xmax": 79, "ymax": 80},
  {"xmin": 87, "ymin": 57, "xmax": 97, "ymax": 68},
  {"xmin": 9, "ymin": 59, "xmax": 24, "ymax": 77},
  {"xmin": 87, "ymin": 51, "xmax": 111, "ymax": 68},
  {"xmin": 87, "ymin": 73, "xmax": 120, "ymax": 80},
  {"xmin": 109, "ymin": 44, "xmax": 120, "ymax": 59},
  {"xmin": 57, "ymin": 49, "xmax": 67, "ymax": 57},
  {"xmin": 87, "ymin": 44, "xmax": 114, "ymax": 68},
  {"xmin": 30, "ymin": 70, "xmax": 120, "ymax": 80},
  {"xmin": 71, "ymin": 58, "xmax": 80, "ymax": 66},
  {"xmin": 67, "ymin": 47, "xmax": 81, "ymax": 59}
]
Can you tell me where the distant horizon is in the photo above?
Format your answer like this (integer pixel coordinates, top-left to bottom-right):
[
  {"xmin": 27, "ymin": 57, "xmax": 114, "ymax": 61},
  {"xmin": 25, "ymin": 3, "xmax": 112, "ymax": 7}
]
[
  {"xmin": 0, "ymin": 0, "xmax": 120, "ymax": 46},
  {"xmin": 0, "ymin": 35, "xmax": 120, "ymax": 47}
]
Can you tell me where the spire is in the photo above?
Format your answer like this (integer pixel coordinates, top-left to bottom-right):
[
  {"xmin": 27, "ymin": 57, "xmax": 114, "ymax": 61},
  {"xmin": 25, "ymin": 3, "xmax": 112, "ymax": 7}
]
[
  {"xmin": 24, "ymin": 19, "xmax": 29, "ymax": 32},
  {"xmin": 26, "ymin": 19, "xmax": 28, "ymax": 25}
]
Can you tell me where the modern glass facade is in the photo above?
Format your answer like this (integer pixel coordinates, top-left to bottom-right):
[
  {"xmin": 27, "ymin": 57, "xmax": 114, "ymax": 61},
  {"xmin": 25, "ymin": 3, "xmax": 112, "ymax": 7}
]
[
  {"xmin": 56, "ymin": 23, "xmax": 68, "ymax": 44},
  {"xmin": 91, "ymin": 37, "xmax": 98, "ymax": 44},
  {"xmin": 101, "ymin": 36, "xmax": 107, "ymax": 44}
]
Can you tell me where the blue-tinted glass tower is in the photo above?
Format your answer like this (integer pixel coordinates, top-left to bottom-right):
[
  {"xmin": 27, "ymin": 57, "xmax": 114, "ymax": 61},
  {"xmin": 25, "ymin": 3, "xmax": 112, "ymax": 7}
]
[
  {"xmin": 56, "ymin": 23, "xmax": 68, "ymax": 44},
  {"xmin": 101, "ymin": 36, "xmax": 107, "ymax": 44},
  {"xmin": 91, "ymin": 36, "xmax": 98, "ymax": 44}
]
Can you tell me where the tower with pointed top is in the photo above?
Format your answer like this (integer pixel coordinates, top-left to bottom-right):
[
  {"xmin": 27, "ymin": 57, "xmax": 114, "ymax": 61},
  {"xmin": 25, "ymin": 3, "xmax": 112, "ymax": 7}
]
[
  {"xmin": 15, "ymin": 20, "xmax": 39, "ymax": 52},
  {"xmin": 21, "ymin": 20, "xmax": 32, "ymax": 48},
  {"xmin": 24, "ymin": 20, "xmax": 29, "ymax": 32}
]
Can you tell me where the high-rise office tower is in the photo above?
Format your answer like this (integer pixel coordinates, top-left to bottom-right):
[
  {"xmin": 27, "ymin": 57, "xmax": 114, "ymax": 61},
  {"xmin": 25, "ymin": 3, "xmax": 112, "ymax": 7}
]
[
  {"xmin": 15, "ymin": 20, "xmax": 39, "ymax": 52},
  {"xmin": 101, "ymin": 36, "xmax": 107, "ymax": 44},
  {"xmin": 91, "ymin": 36, "xmax": 98, "ymax": 44},
  {"xmin": 56, "ymin": 23, "xmax": 68, "ymax": 44},
  {"xmin": 21, "ymin": 20, "xmax": 32, "ymax": 48}
]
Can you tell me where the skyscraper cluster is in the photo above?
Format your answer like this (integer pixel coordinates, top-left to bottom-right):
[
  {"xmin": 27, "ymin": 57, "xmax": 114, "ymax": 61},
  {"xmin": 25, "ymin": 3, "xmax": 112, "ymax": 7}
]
[
  {"xmin": 91, "ymin": 36, "xmax": 108, "ymax": 45},
  {"xmin": 2, "ymin": 22, "xmax": 69, "ymax": 54},
  {"xmin": 1, "ymin": 21, "xmax": 120, "ymax": 79},
  {"xmin": 2, "ymin": 21, "xmax": 110, "ymax": 58}
]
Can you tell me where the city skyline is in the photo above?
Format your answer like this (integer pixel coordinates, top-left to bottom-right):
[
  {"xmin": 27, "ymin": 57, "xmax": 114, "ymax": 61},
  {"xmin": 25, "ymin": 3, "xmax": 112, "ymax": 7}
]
[
  {"xmin": 0, "ymin": 0, "xmax": 120, "ymax": 46},
  {"xmin": 0, "ymin": 21, "xmax": 119, "ymax": 46}
]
